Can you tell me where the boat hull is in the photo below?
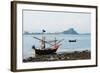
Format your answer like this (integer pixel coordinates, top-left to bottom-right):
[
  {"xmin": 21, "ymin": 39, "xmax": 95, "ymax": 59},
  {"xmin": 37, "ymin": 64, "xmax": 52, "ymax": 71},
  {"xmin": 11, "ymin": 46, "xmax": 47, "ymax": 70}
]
[{"xmin": 34, "ymin": 48, "xmax": 57, "ymax": 55}]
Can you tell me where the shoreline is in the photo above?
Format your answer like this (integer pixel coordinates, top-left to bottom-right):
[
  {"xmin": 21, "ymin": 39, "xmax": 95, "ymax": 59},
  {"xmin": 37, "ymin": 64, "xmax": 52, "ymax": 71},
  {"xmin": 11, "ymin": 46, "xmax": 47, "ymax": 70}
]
[
  {"xmin": 57, "ymin": 48, "xmax": 90, "ymax": 53},
  {"xmin": 23, "ymin": 50, "xmax": 91, "ymax": 63}
]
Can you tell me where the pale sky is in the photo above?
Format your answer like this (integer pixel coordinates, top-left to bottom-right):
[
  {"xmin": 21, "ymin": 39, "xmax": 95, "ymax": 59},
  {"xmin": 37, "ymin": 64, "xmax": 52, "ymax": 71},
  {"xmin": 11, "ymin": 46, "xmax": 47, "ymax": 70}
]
[{"xmin": 23, "ymin": 10, "xmax": 91, "ymax": 33}]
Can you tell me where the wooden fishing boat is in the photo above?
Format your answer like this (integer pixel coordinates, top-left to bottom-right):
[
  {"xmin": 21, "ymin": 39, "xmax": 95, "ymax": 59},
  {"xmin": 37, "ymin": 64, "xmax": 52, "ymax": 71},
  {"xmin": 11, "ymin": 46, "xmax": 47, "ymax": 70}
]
[
  {"xmin": 32, "ymin": 45, "xmax": 59, "ymax": 55},
  {"xmin": 32, "ymin": 30, "xmax": 63, "ymax": 55}
]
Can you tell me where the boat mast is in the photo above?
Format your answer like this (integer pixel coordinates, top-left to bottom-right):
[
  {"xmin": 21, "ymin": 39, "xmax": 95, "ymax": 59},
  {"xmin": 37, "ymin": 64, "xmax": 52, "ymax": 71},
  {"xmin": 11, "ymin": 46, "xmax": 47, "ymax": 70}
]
[
  {"xmin": 54, "ymin": 37, "xmax": 57, "ymax": 48},
  {"xmin": 54, "ymin": 37, "xmax": 56, "ymax": 45},
  {"xmin": 40, "ymin": 29, "xmax": 46, "ymax": 49}
]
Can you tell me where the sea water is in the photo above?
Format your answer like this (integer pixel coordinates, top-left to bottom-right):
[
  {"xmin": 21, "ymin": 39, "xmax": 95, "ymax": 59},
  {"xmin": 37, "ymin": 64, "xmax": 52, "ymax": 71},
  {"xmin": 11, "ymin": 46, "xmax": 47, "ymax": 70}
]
[{"xmin": 23, "ymin": 34, "xmax": 91, "ymax": 59}]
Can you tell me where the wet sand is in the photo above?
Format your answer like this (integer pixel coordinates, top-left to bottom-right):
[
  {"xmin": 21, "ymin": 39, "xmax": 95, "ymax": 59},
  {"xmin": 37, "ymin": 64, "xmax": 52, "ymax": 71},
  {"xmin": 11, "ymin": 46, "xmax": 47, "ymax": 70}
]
[{"xmin": 23, "ymin": 50, "xmax": 91, "ymax": 62}]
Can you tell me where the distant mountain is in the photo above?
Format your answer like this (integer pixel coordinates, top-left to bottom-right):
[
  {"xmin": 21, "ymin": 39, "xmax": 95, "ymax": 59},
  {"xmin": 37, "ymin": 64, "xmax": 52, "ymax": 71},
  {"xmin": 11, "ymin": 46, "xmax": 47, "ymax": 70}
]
[
  {"xmin": 24, "ymin": 28, "xmax": 91, "ymax": 35},
  {"xmin": 62, "ymin": 28, "xmax": 78, "ymax": 35},
  {"xmin": 23, "ymin": 31, "xmax": 31, "ymax": 35},
  {"xmin": 80, "ymin": 33, "xmax": 91, "ymax": 35}
]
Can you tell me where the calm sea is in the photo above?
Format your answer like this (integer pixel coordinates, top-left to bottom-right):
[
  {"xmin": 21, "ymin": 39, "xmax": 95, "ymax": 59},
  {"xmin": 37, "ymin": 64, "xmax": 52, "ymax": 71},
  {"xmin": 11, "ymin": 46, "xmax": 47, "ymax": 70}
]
[{"xmin": 23, "ymin": 34, "xmax": 91, "ymax": 59}]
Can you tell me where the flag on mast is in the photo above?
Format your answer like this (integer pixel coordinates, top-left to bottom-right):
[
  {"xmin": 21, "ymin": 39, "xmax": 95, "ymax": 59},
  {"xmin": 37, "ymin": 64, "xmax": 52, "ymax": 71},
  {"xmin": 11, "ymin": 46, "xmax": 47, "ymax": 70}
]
[{"xmin": 42, "ymin": 29, "xmax": 46, "ymax": 32}]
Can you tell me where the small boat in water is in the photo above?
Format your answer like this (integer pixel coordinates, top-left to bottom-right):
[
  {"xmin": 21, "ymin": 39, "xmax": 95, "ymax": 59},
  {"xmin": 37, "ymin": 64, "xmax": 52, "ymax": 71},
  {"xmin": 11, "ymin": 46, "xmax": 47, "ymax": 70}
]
[
  {"xmin": 32, "ymin": 30, "xmax": 63, "ymax": 55},
  {"xmin": 69, "ymin": 40, "xmax": 76, "ymax": 42}
]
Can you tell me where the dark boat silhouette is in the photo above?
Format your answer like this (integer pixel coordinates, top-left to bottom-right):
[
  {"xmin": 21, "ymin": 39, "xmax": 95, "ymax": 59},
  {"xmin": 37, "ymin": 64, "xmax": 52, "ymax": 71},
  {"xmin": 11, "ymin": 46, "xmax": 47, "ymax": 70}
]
[
  {"xmin": 69, "ymin": 40, "xmax": 76, "ymax": 42},
  {"xmin": 32, "ymin": 30, "xmax": 63, "ymax": 55},
  {"xmin": 32, "ymin": 45, "xmax": 59, "ymax": 55}
]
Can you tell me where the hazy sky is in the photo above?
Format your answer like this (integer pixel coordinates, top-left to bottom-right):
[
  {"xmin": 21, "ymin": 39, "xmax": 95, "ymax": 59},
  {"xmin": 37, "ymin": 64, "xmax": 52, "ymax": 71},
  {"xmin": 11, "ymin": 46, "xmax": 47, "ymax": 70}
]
[{"xmin": 23, "ymin": 10, "xmax": 91, "ymax": 33}]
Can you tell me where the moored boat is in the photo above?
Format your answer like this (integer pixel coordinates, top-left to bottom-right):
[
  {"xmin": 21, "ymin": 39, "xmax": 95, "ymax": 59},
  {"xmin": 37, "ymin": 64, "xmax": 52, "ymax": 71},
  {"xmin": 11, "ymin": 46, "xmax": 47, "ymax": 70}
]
[
  {"xmin": 69, "ymin": 40, "xmax": 76, "ymax": 42},
  {"xmin": 32, "ymin": 45, "xmax": 59, "ymax": 55},
  {"xmin": 32, "ymin": 30, "xmax": 63, "ymax": 55}
]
